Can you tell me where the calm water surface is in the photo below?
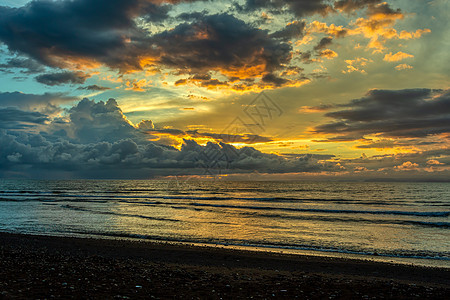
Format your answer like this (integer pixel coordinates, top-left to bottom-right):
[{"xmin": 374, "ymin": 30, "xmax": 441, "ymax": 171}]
[{"xmin": 0, "ymin": 180, "xmax": 449, "ymax": 267}]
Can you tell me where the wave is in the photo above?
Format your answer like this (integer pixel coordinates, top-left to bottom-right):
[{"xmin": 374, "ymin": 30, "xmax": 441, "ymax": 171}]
[
  {"xmin": 3, "ymin": 194, "xmax": 448, "ymax": 218},
  {"xmin": 60, "ymin": 205, "xmax": 179, "ymax": 222},
  {"xmin": 155, "ymin": 202, "xmax": 450, "ymax": 217},
  {"xmin": 1, "ymin": 192, "xmax": 445, "ymax": 207},
  {"xmin": 244, "ymin": 212, "xmax": 450, "ymax": 228}
]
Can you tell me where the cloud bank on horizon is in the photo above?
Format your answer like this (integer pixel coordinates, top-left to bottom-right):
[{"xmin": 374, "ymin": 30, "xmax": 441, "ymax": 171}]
[{"xmin": 0, "ymin": 0, "xmax": 448, "ymax": 179}]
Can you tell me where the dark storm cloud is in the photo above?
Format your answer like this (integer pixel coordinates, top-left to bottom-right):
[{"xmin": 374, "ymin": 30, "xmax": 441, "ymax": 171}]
[
  {"xmin": 313, "ymin": 89, "xmax": 450, "ymax": 139},
  {"xmin": 0, "ymin": 91, "xmax": 77, "ymax": 113},
  {"xmin": 0, "ymin": 128, "xmax": 341, "ymax": 178},
  {"xmin": 140, "ymin": 3, "xmax": 172, "ymax": 23},
  {"xmin": 240, "ymin": 0, "xmax": 333, "ymax": 17},
  {"xmin": 176, "ymin": 11, "xmax": 208, "ymax": 21},
  {"xmin": 261, "ymin": 73, "xmax": 290, "ymax": 86},
  {"xmin": 186, "ymin": 130, "xmax": 273, "ymax": 144},
  {"xmin": 314, "ymin": 37, "xmax": 333, "ymax": 51},
  {"xmin": 334, "ymin": 0, "xmax": 381, "ymax": 12},
  {"xmin": 353, "ymin": 139, "xmax": 442, "ymax": 149},
  {"xmin": 58, "ymin": 98, "xmax": 141, "ymax": 144},
  {"xmin": 270, "ymin": 21, "xmax": 306, "ymax": 41},
  {"xmin": 0, "ymin": 1, "xmax": 299, "ymax": 79},
  {"xmin": 334, "ymin": 0, "xmax": 401, "ymax": 17},
  {"xmin": 0, "ymin": 108, "xmax": 49, "ymax": 129},
  {"xmin": 35, "ymin": 71, "xmax": 91, "ymax": 86},
  {"xmin": 0, "ymin": 57, "xmax": 45, "ymax": 74},
  {"xmin": 150, "ymin": 13, "xmax": 293, "ymax": 75},
  {"xmin": 298, "ymin": 51, "xmax": 314, "ymax": 64},
  {"xmin": 365, "ymin": 1, "xmax": 401, "ymax": 17},
  {"xmin": 143, "ymin": 128, "xmax": 273, "ymax": 144},
  {"xmin": 77, "ymin": 85, "xmax": 111, "ymax": 91},
  {"xmin": 0, "ymin": 96, "xmax": 342, "ymax": 178},
  {"xmin": 0, "ymin": 0, "xmax": 190, "ymax": 71}
]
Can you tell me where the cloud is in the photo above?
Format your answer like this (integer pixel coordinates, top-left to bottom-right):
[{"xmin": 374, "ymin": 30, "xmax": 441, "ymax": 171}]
[
  {"xmin": 0, "ymin": 0, "xmax": 186, "ymax": 71},
  {"xmin": 313, "ymin": 88, "xmax": 450, "ymax": 139},
  {"xmin": 427, "ymin": 159, "xmax": 444, "ymax": 166},
  {"xmin": 342, "ymin": 57, "xmax": 371, "ymax": 74},
  {"xmin": 334, "ymin": 0, "xmax": 382, "ymax": 13},
  {"xmin": 270, "ymin": 20, "xmax": 306, "ymax": 41},
  {"xmin": 0, "ymin": 108, "xmax": 49, "ymax": 129},
  {"xmin": 0, "ymin": 94, "xmax": 447, "ymax": 179},
  {"xmin": 53, "ymin": 98, "xmax": 140, "ymax": 144},
  {"xmin": 0, "ymin": 127, "xmax": 343, "ymax": 178},
  {"xmin": 187, "ymin": 131, "xmax": 273, "ymax": 144},
  {"xmin": 395, "ymin": 64, "xmax": 413, "ymax": 71},
  {"xmin": 35, "ymin": 71, "xmax": 91, "ymax": 86},
  {"xmin": 383, "ymin": 52, "xmax": 414, "ymax": 62},
  {"xmin": 240, "ymin": 0, "xmax": 333, "ymax": 17},
  {"xmin": 77, "ymin": 85, "xmax": 111, "ymax": 91},
  {"xmin": 317, "ymin": 49, "xmax": 338, "ymax": 59},
  {"xmin": 261, "ymin": 73, "xmax": 291, "ymax": 86},
  {"xmin": 125, "ymin": 79, "xmax": 152, "ymax": 92},
  {"xmin": 0, "ymin": 95, "xmax": 345, "ymax": 178},
  {"xmin": 0, "ymin": 91, "xmax": 77, "ymax": 114},
  {"xmin": 0, "ymin": 0, "xmax": 302, "ymax": 85},
  {"xmin": 299, "ymin": 104, "xmax": 335, "ymax": 113},
  {"xmin": 146, "ymin": 13, "xmax": 310, "ymax": 89},
  {"xmin": 142, "ymin": 128, "xmax": 274, "ymax": 145},
  {"xmin": 314, "ymin": 37, "xmax": 333, "ymax": 51},
  {"xmin": 0, "ymin": 57, "xmax": 45, "ymax": 74},
  {"xmin": 307, "ymin": 21, "xmax": 348, "ymax": 38},
  {"xmin": 394, "ymin": 161, "xmax": 418, "ymax": 171},
  {"xmin": 399, "ymin": 29, "xmax": 431, "ymax": 40},
  {"xmin": 150, "ymin": 13, "xmax": 292, "ymax": 76}
]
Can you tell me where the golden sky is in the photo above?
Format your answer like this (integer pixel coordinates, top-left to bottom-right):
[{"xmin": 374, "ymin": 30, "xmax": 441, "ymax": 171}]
[{"xmin": 0, "ymin": 0, "xmax": 448, "ymax": 179}]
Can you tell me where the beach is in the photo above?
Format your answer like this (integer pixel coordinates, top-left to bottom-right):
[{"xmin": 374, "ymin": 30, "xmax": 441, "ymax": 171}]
[{"xmin": 0, "ymin": 232, "xmax": 448, "ymax": 299}]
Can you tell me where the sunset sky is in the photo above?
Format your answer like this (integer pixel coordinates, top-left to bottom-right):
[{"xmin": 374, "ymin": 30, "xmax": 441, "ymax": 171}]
[{"xmin": 0, "ymin": 0, "xmax": 448, "ymax": 179}]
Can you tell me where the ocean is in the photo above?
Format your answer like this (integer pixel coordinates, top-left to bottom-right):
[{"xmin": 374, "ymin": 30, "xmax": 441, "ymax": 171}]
[{"xmin": 0, "ymin": 179, "xmax": 449, "ymax": 267}]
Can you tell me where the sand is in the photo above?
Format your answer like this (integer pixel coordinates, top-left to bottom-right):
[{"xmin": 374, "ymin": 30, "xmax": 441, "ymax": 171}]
[{"xmin": 0, "ymin": 232, "xmax": 448, "ymax": 299}]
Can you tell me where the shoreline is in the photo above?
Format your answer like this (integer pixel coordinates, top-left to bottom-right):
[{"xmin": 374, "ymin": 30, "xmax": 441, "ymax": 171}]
[
  {"xmin": 0, "ymin": 232, "xmax": 449, "ymax": 298},
  {"xmin": 5, "ymin": 230, "xmax": 450, "ymax": 269}
]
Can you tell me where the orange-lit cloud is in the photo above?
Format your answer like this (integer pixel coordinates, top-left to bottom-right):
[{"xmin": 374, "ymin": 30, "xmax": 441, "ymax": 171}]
[
  {"xmin": 125, "ymin": 79, "xmax": 152, "ymax": 92},
  {"xmin": 399, "ymin": 29, "xmax": 431, "ymax": 40},
  {"xmin": 395, "ymin": 64, "xmax": 413, "ymax": 71},
  {"xmin": 394, "ymin": 161, "xmax": 418, "ymax": 170},
  {"xmin": 299, "ymin": 104, "xmax": 334, "ymax": 113},
  {"xmin": 342, "ymin": 57, "xmax": 372, "ymax": 74},
  {"xmin": 318, "ymin": 49, "xmax": 338, "ymax": 59},
  {"xmin": 383, "ymin": 52, "xmax": 414, "ymax": 62},
  {"xmin": 308, "ymin": 21, "xmax": 348, "ymax": 37}
]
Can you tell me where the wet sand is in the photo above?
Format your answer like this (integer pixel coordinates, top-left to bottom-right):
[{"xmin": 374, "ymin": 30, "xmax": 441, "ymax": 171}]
[{"xmin": 0, "ymin": 232, "xmax": 448, "ymax": 299}]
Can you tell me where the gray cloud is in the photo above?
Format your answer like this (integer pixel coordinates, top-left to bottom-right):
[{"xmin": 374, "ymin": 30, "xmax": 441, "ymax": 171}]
[
  {"xmin": 239, "ymin": 0, "xmax": 333, "ymax": 17},
  {"xmin": 150, "ymin": 13, "xmax": 292, "ymax": 75},
  {"xmin": 314, "ymin": 37, "xmax": 333, "ymax": 51},
  {"xmin": 0, "ymin": 92, "xmax": 448, "ymax": 179},
  {"xmin": 0, "ymin": 108, "xmax": 49, "ymax": 129},
  {"xmin": 0, "ymin": 57, "xmax": 45, "ymax": 74},
  {"xmin": 334, "ymin": 0, "xmax": 381, "ymax": 12},
  {"xmin": 77, "ymin": 85, "xmax": 111, "ymax": 91},
  {"xmin": 35, "ymin": 71, "xmax": 91, "ymax": 86},
  {"xmin": 53, "ymin": 98, "xmax": 141, "ymax": 144},
  {"xmin": 0, "ymin": 0, "xmax": 184, "ymax": 71},
  {"xmin": 270, "ymin": 21, "xmax": 306, "ymax": 41},
  {"xmin": 313, "ymin": 88, "xmax": 450, "ymax": 139},
  {"xmin": 0, "ymin": 127, "xmax": 343, "ymax": 178},
  {"xmin": 0, "ymin": 95, "xmax": 342, "ymax": 178},
  {"xmin": 0, "ymin": 91, "xmax": 77, "ymax": 114}
]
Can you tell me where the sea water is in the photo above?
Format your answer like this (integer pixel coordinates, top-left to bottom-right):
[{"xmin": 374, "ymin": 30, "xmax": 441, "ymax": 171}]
[{"xmin": 0, "ymin": 179, "xmax": 448, "ymax": 267}]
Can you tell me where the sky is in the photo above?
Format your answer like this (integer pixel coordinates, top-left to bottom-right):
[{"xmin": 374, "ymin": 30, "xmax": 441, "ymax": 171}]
[{"xmin": 0, "ymin": 0, "xmax": 448, "ymax": 180}]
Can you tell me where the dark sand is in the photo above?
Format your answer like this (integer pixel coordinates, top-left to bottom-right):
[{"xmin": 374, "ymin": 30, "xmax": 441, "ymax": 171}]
[{"xmin": 0, "ymin": 233, "xmax": 448, "ymax": 299}]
